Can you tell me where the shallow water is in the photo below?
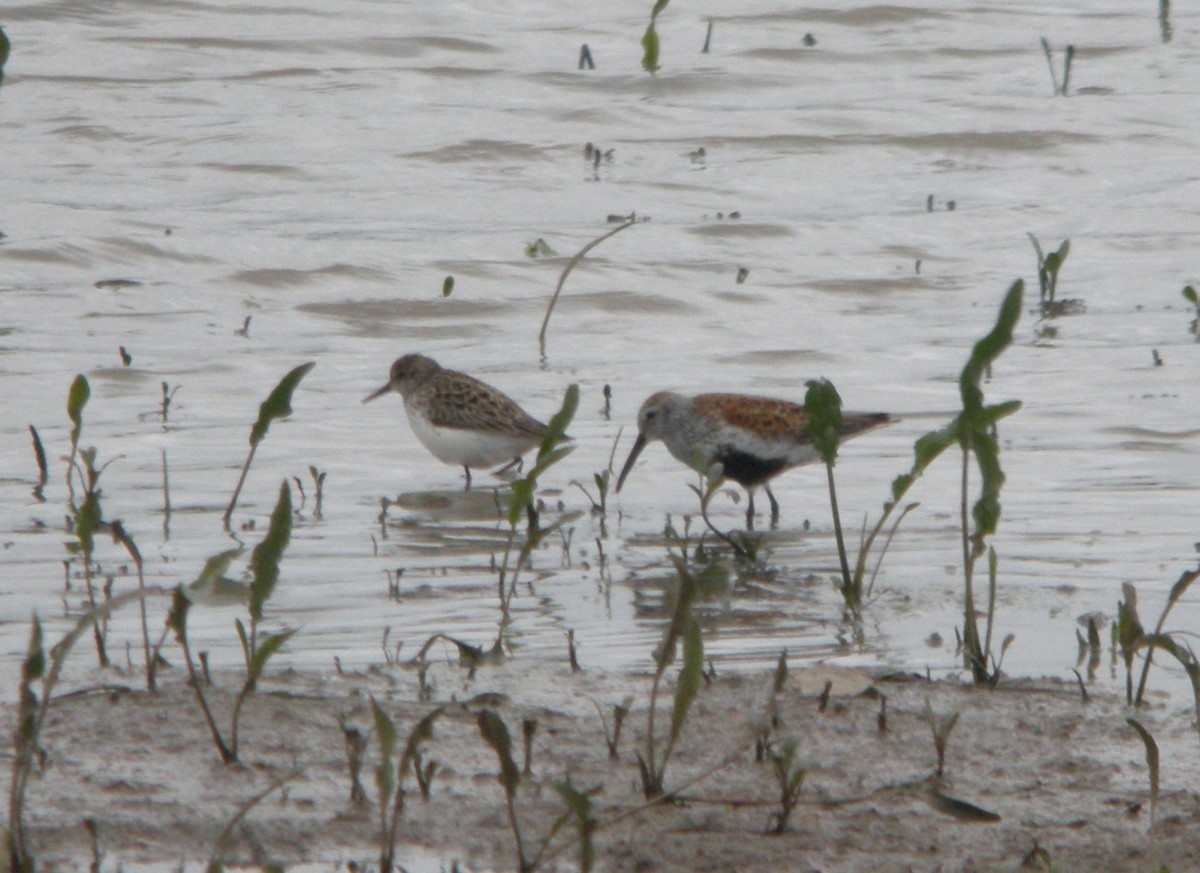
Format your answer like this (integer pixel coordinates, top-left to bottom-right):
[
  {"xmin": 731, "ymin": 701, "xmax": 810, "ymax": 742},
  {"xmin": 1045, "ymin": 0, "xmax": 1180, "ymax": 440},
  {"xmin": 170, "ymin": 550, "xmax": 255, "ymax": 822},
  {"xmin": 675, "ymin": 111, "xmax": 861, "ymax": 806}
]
[{"xmin": 2, "ymin": 1, "xmax": 1198, "ymax": 703}]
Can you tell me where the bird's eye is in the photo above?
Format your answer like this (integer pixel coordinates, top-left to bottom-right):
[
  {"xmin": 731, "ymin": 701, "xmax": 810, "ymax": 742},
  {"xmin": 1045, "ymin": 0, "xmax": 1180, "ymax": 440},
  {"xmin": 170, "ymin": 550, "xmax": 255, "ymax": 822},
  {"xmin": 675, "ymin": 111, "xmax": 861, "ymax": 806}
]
[{"xmin": 645, "ymin": 410, "xmax": 657, "ymax": 421}]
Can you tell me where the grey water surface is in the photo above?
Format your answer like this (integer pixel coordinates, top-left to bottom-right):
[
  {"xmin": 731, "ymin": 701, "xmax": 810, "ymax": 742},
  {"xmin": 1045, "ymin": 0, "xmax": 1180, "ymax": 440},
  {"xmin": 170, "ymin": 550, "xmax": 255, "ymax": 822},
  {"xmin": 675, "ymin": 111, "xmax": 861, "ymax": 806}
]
[{"xmin": 2, "ymin": 0, "xmax": 1198, "ymax": 701}]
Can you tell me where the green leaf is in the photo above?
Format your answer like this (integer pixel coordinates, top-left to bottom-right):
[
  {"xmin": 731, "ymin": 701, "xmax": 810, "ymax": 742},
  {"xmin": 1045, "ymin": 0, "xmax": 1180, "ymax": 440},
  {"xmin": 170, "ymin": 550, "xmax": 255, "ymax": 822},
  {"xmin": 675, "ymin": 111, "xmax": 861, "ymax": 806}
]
[
  {"xmin": 68, "ymin": 374, "xmax": 90, "ymax": 437},
  {"xmin": 167, "ymin": 584, "xmax": 191, "ymax": 641},
  {"xmin": 804, "ymin": 378, "xmax": 844, "ymax": 465},
  {"xmin": 249, "ymin": 362, "xmax": 315, "ymax": 448},
  {"xmin": 74, "ymin": 488, "xmax": 103, "ymax": 557},
  {"xmin": 772, "ymin": 649, "xmax": 789, "ymax": 694},
  {"xmin": 186, "ymin": 547, "xmax": 247, "ymax": 604},
  {"xmin": 371, "ymin": 697, "xmax": 397, "ymax": 801},
  {"xmin": 507, "ymin": 477, "xmax": 535, "ymax": 527},
  {"xmin": 442, "ymin": 275, "xmax": 455, "ymax": 297},
  {"xmin": 22, "ymin": 615, "xmax": 45, "ymax": 684},
  {"xmin": 641, "ymin": 23, "xmax": 660, "ymax": 73},
  {"xmin": 537, "ymin": 384, "xmax": 579, "ymax": 460},
  {"xmin": 959, "ymin": 280, "xmax": 1023, "ymax": 418},
  {"xmin": 398, "ymin": 706, "xmax": 443, "ymax": 779},
  {"xmin": 248, "ymin": 481, "xmax": 293, "ymax": 621},
  {"xmin": 477, "ymin": 709, "xmax": 521, "ymax": 795},
  {"xmin": 921, "ymin": 786, "xmax": 1001, "ymax": 822},
  {"xmin": 554, "ymin": 779, "xmax": 599, "ymax": 873},
  {"xmin": 668, "ymin": 617, "xmax": 703, "ymax": 746},
  {"xmin": 1183, "ymin": 285, "xmax": 1199, "ymax": 305},
  {"xmin": 247, "ymin": 628, "xmax": 296, "ymax": 684}
]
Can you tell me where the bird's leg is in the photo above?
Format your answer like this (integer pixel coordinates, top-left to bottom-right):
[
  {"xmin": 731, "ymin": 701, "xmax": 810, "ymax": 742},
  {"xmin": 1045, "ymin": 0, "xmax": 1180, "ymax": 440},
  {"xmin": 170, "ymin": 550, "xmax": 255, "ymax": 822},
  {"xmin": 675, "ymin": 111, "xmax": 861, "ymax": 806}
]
[
  {"xmin": 463, "ymin": 465, "xmax": 472, "ymax": 490},
  {"xmin": 764, "ymin": 483, "xmax": 781, "ymax": 524},
  {"xmin": 745, "ymin": 490, "xmax": 756, "ymax": 530}
]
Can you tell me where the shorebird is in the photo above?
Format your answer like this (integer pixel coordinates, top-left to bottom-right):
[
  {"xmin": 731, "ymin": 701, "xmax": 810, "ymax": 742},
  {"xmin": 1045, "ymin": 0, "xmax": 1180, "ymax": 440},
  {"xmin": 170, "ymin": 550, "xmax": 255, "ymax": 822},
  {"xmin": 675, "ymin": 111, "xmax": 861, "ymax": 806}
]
[
  {"xmin": 362, "ymin": 354, "xmax": 548, "ymax": 488},
  {"xmin": 616, "ymin": 391, "xmax": 892, "ymax": 525}
]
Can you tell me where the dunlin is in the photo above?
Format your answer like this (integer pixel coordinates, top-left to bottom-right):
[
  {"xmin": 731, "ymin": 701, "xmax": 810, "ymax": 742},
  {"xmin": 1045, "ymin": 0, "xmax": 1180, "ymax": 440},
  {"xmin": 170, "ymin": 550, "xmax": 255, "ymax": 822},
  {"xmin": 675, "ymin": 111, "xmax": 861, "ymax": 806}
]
[
  {"xmin": 616, "ymin": 391, "xmax": 892, "ymax": 524},
  {"xmin": 363, "ymin": 354, "xmax": 548, "ymax": 488}
]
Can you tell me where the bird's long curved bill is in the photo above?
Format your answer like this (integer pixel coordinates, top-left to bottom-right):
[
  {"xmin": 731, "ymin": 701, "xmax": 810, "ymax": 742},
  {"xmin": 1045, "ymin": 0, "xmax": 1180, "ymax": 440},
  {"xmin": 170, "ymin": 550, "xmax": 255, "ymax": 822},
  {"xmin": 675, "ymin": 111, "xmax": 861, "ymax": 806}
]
[
  {"xmin": 615, "ymin": 432, "xmax": 649, "ymax": 493},
  {"xmin": 362, "ymin": 383, "xmax": 391, "ymax": 404}
]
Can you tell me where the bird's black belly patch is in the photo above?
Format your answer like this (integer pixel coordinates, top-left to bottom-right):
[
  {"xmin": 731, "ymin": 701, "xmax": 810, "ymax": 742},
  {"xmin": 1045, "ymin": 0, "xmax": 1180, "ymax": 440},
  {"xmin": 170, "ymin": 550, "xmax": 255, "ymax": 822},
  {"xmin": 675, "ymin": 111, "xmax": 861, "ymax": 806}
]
[{"xmin": 714, "ymin": 448, "xmax": 788, "ymax": 487}]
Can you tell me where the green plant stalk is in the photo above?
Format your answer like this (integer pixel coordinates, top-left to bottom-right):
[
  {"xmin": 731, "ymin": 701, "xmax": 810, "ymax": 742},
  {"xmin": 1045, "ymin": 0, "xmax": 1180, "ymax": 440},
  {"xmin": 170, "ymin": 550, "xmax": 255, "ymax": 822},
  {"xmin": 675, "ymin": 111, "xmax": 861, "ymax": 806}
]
[{"xmin": 825, "ymin": 462, "xmax": 853, "ymax": 602}]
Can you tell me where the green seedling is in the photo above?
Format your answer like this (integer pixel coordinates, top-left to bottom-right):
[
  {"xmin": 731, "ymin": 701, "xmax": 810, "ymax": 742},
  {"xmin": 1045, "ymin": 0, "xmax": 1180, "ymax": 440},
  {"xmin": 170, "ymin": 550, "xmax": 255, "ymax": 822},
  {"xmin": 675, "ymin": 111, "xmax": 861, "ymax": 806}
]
[
  {"xmin": 1116, "ymin": 582, "xmax": 1146, "ymax": 704},
  {"xmin": 592, "ymin": 695, "xmax": 634, "ymax": 760},
  {"xmin": 578, "ymin": 43, "xmax": 595, "ymax": 70},
  {"xmin": 309, "ymin": 464, "xmax": 326, "ymax": 518},
  {"xmin": 554, "ymin": 779, "xmax": 600, "ymax": 873},
  {"xmin": 641, "ymin": 0, "xmax": 670, "ymax": 73},
  {"xmin": 765, "ymin": 737, "xmax": 807, "ymax": 834},
  {"xmin": 0, "ymin": 25, "xmax": 10, "ymax": 87},
  {"xmin": 337, "ymin": 715, "xmax": 369, "ymax": 805},
  {"xmin": 636, "ymin": 553, "xmax": 704, "ymax": 800},
  {"xmin": 1182, "ymin": 285, "xmax": 1199, "ymax": 338},
  {"xmin": 9, "ymin": 588, "xmax": 168, "ymax": 872},
  {"xmin": 235, "ymin": 480, "xmax": 294, "ymax": 686},
  {"xmin": 566, "ymin": 628, "xmax": 581, "ymax": 672},
  {"xmin": 372, "ymin": 700, "xmax": 445, "ymax": 873},
  {"xmin": 1160, "ymin": 0, "xmax": 1173, "ymax": 43},
  {"xmin": 1039, "ymin": 37, "xmax": 1074, "ymax": 96},
  {"xmin": 65, "ymin": 373, "xmax": 89, "ymax": 499},
  {"xmin": 496, "ymin": 385, "xmax": 578, "ymax": 618},
  {"xmin": 477, "ymin": 709, "xmax": 588, "ymax": 873},
  {"xmin": 571, "ymin": 429, "xmax": 622, "ymax": 526},
  {"xmin": 1126, "ymin": 717, "xmax": 1160, "ymax": 828},
  {"xmin": 538, "ymin": 220, "xmax": 636, "ymax": 356},
  {"xmin": 1028, "ymin": 234, "xmax": 1075, "ymax": 316},
  {"xmin": 160, "ymin": 381, "xmax": 179, "ymax": 424},
  {"xmin": 686, "ymin": 451, "xmax": 763, "ymax": 561},
  {"xmin": 1123, "ymin": 563, "xmax": 1200, "ymax": 733},
  {"xmin": 170, "ymin": 484, "xmax": 298, "ymax": 763},
  {"xmin": 442, "ymin": 275, "xmax": 455, "ymax": 297},
  {"xmin": 224, "ymin": 361, "xmax": 315, "ymax": 528},
  {"xmin": 922, "ymin": 699, "xmax": 961, "ymax": 778},
  {"xmin": 205, "ymin": 768, "xmax": 301, "ymax": 873},
  {"xmin": 413, "ymin": 632, "xmax": 504, "ymax": 681},
  {"xmin": 952, "ymin": 280, "xmax": 1024, "ymax": 683},
  {"xmin": 28, "ymin": 425, "xmax": 48, "ymax": 500}
]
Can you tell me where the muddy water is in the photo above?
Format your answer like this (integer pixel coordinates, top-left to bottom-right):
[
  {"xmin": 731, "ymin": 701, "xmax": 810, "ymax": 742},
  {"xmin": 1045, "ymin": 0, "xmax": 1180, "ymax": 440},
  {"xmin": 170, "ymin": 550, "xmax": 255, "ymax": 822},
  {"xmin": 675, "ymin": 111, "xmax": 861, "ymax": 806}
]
[{"xmin": 1, "ymin": 2, "xmax": 1198, "ymax": 702}]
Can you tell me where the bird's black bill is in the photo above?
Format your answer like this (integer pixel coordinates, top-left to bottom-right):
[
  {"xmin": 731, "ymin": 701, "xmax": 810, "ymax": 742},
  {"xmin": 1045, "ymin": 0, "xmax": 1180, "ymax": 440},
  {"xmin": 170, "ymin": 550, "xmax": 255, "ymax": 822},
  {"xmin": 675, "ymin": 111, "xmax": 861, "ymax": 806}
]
[
  {"xmin": 615, "ymin": 432, "xmax": 649, "ymax": 493},
  {"xmin": 362, "ymin": 383, "xmax": 391, "ymax": 404}
]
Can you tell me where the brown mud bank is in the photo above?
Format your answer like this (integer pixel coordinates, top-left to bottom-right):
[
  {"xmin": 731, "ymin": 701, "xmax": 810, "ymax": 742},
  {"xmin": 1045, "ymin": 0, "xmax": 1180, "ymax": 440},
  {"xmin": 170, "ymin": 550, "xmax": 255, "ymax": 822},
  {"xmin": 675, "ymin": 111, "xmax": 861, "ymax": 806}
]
[{"xmin": 6, "ymin": 661, "xmax": 1198, "ymax": 872}]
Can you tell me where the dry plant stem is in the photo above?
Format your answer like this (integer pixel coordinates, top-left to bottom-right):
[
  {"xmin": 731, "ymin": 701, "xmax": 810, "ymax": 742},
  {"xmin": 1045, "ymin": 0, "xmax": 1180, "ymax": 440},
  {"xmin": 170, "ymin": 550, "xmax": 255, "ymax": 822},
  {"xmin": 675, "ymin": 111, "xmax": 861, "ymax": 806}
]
[
  {"xmin": 178, "ymin": 630, "xmax": 237, "ymax": 763},
  {"xmin": 223, "ymin": 444, "xmax": 258, "ymax": 530},
  {"xmin": 538, "ymin": 218, "xmax": 636, "ymax": 351}
]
